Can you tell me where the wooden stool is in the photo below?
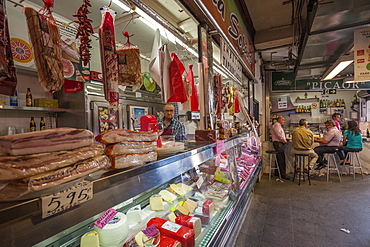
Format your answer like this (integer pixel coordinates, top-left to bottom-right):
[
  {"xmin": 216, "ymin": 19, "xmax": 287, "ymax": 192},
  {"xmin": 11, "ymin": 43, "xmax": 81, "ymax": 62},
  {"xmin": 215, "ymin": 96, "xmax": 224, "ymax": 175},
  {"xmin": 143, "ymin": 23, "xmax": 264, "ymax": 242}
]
[
  {"xmin": 266, "ymin": 150, "xmax": 281, "ymax": 180},
  {"xmin": 293, "ymin": 153, "xmax": 311, "ymax": 185},
  {"xmin": 345, "ymin": 151, "xmax": 364, "ymax": 180},
  {"xmin": 324, "ymin": 152, "xmax": 341, "ymax": 182}
]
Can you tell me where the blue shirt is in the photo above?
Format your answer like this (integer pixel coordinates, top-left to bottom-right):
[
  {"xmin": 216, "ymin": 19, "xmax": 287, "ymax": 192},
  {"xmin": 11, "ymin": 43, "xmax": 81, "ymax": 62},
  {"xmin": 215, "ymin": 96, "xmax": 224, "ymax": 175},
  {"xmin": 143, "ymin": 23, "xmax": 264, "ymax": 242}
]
[
  {"xmin": 159, "ymin": 117, "xmax": 186, "ymax": 141},
  {"xmin": 343, "ymin": 130, "xmax": 363, "ymax": 149}
]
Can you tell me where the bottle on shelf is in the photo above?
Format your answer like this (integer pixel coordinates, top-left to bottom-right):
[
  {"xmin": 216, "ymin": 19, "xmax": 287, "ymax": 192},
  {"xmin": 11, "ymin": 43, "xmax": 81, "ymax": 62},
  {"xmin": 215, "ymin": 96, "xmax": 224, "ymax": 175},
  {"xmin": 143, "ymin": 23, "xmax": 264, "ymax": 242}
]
[
  {"xmin": 341, "ymin": 99, "xmax": 345, "ymax": 108},
  {"xmin": 26, "ymin": 88, "xmax": 32, "ymax": 107},
  {"xmin": 367, "ymin": 128, "xmax": 370, "ymax": 138},
  {"xmin": 10, "ymin": 90, "xmax": 18, "ymax": 106},
  {"xmin": 40, "ymin": 117, "xmax": 46, "ymax": 130},
  {"xmin": 30, "ymin": 117, "xmax": 36, "ymax": 132}
]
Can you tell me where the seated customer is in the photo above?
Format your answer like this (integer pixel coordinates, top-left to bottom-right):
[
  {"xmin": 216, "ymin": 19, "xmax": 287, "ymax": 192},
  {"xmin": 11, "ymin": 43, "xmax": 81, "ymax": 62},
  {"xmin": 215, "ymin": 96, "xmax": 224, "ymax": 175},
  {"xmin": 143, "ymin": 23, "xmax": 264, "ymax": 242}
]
[
  {"xmin": 290, "ymin": 119, "xmax": 318, "ymax": 169},
  {"xmin": 337, "ymin": 120, "xmax": 363, "ymax": 164},
  {"xmin": 313, "ymin": 120, "xmax": 341, "ymax": 170}
]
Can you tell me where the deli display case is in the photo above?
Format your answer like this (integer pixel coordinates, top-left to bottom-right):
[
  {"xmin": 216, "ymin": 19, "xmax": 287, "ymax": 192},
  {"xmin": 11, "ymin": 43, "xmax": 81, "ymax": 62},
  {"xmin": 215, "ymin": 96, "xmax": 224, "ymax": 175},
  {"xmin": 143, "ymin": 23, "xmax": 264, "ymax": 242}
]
[{"xmin": 0, "ymin": 134, "xmax": 261, "ymax": 247}]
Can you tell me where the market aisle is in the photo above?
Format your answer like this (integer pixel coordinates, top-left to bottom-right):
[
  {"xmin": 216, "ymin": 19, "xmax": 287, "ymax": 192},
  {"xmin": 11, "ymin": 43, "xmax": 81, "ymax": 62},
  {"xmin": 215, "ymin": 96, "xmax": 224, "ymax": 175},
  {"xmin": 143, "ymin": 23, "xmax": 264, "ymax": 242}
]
[{"xmin": 235, "ymin": 173, "xmax": 370, "ymax": 247}]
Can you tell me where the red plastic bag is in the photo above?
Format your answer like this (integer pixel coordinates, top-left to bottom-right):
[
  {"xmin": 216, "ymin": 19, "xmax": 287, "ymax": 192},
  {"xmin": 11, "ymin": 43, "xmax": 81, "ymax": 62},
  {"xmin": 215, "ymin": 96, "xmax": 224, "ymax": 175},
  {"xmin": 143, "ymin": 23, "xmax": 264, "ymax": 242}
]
[{"xmin": 167, "ymin": 53, "xmax": 187, "ymax": 103}]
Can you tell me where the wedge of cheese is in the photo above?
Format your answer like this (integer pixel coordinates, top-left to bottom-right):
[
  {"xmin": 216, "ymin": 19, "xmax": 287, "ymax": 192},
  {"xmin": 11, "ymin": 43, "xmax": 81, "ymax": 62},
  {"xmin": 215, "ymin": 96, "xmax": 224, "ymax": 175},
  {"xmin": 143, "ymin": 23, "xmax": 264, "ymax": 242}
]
[
  {"xmin": 159, "ymin": 190, "xmax": 177, "ymax": 202},
  {"xmin": 80, "ymin": 230, "xmax": 99, "ymax": 247},
  {"xmin": 183, "ymin": 199, "xmax": 197, "ymax": 213},
  {"xmin": 135, "ymin": 231, "xmax": 151, "ymax": 247},
  {"xmin": 150, "ymin": 194, "xmax": 164, "ymax": 211},
  {"xmin": 166, "ymin": 212, "xmax": 177, "ymax": 222},
  {"xmin": 176, "ymin": 204, "xmax": 189, "ymax": 215},
  {"xmin": 177, "ymin": 183, "xmax": 193, "ymax": 192},
  {"xmin": 169, "ymin": 184, "xmax": 186, "ymax": 196}
]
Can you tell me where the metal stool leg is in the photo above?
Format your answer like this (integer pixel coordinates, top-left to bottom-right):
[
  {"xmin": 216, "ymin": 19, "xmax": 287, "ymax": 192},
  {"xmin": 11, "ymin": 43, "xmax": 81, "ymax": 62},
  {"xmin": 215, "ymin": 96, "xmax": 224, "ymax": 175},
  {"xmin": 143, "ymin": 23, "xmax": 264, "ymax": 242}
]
[
  {"xmin": 269, "ymin": 153, "xmax": 272, "ymax": 181},
  {"xmin": 274, "ymin": 153, "xmax": 281, "ymax": 179},
  {"xmin": 355, "ymin": 152, "xmax": 364, "ymax": 179}
]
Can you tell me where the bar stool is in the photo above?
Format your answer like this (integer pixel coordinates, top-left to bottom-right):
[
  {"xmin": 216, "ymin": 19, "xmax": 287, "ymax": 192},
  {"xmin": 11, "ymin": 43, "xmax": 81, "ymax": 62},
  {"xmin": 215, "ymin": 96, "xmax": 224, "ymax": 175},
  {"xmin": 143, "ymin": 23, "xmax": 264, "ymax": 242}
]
[
  {"xmin": 345, "ymin": 151, "xmax": 364, "ymax": 180},
  {"xmin": 292, "ymin": 154, "xmax": 311, "ymax": 185},
  {"xmin": 266, "ymin": 150, "xmax": 281, "ymax": 180},
  {"xmin": 324, "ymin": 152, "xmax": 341, "ymax": 182}
]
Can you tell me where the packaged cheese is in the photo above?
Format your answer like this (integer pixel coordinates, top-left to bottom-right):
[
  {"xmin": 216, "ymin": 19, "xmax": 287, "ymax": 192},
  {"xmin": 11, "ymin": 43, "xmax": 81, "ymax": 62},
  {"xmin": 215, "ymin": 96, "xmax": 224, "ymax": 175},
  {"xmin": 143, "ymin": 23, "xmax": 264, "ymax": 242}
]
[
  {"xmin": 202, "ymin": 200, "xmax": 215, "ymax": 216},
  {"xmin": 150, "ymin": 194, "xmax": 164, "ymax": 211},
  {"xmin": 169, "ymin": 184, "xmax": 186, "ymax": 196},
  {"xmin": 159, "ymin": 235, "xmax": 181, "ymax": 247},
  {"xmin": 159, "ymin": 190, "xmax": 177, "ymax": 202},
  {"xmin": 175, "ymin": 215, "xmax": 202, "ymax": 238},
  {"xmin": 147, "ymin": 217, "xmax": 195, "ymax": 247}
]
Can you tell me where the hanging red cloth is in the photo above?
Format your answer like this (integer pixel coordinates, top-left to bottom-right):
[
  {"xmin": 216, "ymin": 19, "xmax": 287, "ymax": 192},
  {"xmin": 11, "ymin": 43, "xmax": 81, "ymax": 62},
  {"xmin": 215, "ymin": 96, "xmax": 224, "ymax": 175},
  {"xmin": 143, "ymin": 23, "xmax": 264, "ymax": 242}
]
[
  {"xmin": 234, "ymin": 91, "xmax": 241, "ymax": 113},
  {"xmin": 186, "ymin": 64, "xmax": 199, "ymax": 111},
  {"xmin": 167, "ymin": 53, "xmax": 187, "ymax": 103}
]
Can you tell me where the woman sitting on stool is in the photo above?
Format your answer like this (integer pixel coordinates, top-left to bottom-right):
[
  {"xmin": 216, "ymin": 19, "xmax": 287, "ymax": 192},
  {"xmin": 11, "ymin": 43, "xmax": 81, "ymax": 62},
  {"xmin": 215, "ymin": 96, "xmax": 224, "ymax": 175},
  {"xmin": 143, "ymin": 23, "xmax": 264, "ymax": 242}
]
[{"xmin": 337, "ymin": 120, "xmax": 363, "ymax": 165}]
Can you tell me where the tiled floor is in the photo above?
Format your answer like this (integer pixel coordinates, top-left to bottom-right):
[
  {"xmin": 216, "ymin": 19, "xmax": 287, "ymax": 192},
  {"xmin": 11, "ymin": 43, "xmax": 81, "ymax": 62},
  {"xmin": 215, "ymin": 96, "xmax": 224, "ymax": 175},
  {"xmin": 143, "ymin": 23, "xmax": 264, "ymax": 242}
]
[{"xmin": 235, "ymin": 172, "xmax": 370, "ymax": 247}]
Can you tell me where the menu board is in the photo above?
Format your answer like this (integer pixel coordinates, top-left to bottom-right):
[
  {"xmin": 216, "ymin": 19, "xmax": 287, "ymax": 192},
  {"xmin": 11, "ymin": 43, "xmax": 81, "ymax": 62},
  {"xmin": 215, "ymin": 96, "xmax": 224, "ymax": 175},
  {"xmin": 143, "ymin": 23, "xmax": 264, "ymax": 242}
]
[{"xmin": 98, "ymin": 106, "xmax": 118, "ymax": 133}]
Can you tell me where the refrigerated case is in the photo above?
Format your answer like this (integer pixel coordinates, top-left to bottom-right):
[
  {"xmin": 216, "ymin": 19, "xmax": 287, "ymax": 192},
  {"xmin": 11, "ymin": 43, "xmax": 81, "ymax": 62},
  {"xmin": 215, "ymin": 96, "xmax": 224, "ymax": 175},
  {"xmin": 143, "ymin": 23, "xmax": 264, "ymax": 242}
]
[{"xmin": 0, "ymin": 134, "xmax": 261, "ymax": 247}]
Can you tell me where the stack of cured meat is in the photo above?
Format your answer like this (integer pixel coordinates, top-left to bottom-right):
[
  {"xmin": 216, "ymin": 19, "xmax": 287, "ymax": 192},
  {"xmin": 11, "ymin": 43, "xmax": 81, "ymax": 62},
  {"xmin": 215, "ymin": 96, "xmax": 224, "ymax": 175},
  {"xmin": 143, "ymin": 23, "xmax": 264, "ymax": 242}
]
[
  {"xmin": 0, "ymin": 128, "xmax": 110, "ymax": 200},
  {"xmin": 95, "ymin": 129, "xmax": 158, "ymax": 169}
]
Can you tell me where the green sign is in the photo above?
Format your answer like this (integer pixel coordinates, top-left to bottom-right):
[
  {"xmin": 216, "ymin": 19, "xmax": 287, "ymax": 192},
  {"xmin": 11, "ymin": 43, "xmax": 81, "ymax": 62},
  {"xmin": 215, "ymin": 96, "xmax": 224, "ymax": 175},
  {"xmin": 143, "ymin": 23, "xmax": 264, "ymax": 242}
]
[{"xmin": 272, "ymin": 72, "xmax": 370, "ymax": 91}]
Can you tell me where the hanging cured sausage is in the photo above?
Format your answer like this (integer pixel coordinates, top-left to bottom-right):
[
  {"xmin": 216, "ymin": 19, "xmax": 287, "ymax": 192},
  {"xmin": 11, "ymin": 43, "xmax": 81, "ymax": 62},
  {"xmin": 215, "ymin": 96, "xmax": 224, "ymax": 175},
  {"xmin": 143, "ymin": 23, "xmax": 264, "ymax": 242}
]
[
  {"xmin": 99, "ymin": 6, "xmax": 119, "ymax": 107},
  {"xmin": 0, "ymin": 0, "xmax": 17, "ymax": 96},
  {"xmin": 24, "ymin": 0, "xmax": 64, "ymax": 93}
]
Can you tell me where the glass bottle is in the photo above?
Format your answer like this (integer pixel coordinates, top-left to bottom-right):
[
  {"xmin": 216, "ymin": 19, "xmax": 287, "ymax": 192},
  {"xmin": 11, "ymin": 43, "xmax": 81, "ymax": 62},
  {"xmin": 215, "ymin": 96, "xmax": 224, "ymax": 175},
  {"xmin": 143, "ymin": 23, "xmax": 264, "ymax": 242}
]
[
  {"xmin": 26, "ymin": 88, "xmax": 32, "ymax": 107},
  {"xmin": 40, "ymin": 117, "xmax": 46, "ymax": 130},
  {"xmin": 30, "ymin": 117, "xmax": 36, "ymax": 132},
  {"xmin": 10, "ymin": 90, "xmax": 18, "ymax": 106}
]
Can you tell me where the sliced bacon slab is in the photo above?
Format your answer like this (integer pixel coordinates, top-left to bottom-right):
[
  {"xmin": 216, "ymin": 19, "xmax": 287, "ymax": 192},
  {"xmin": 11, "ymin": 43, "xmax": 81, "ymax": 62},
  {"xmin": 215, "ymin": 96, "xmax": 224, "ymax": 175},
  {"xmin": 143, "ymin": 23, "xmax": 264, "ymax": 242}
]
[
  {"xmin": 0, "ymin": 144, "xmax": 104, "ymax": 180},
  {"xmin": 0, "ymin": 128, "xmax": 94, "ymax": 156},
  {"xmin": 96, "ymin": 129, "xmax": 157, "ymax": 144},
  {"xmin": 105, "ymin": 141, "xmax": 156, "ymax": 155},
  {"xmin": 109, "ymin": 151, "xmax": 157, "ymax": 169}
]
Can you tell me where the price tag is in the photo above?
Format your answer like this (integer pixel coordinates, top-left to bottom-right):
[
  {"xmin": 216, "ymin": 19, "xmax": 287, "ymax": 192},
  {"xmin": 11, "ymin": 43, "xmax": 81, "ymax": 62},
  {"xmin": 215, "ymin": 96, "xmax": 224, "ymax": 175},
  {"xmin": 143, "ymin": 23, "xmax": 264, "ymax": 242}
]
[
  {"xmin": 196, "ymin": 176, "xmax": 204, "ymax": 189},
  {"xmin": 214, "ymin": 140, "xmax": 225, "ymax": 154},
  {"xmin": 41, "ymin": 181, "xmax": 93, "ymax": 219},
  {"xmin": 135, "ymin": 92, "xmax": 142, "ymax": 98}
]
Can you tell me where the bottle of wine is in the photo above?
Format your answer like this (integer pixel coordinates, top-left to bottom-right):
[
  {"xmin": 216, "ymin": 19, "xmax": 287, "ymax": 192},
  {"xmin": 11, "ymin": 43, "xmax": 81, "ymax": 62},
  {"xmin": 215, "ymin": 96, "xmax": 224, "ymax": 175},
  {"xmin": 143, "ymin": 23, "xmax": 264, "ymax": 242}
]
[
  {"xmin": 40, "ymin": 117, "xmax": 46, "ymax": 130},
  {"xmin": 367, "ymin": 129, "xmax": 370, "ymax": 138},
  {"xmin": 26, "ymin": 88, "xmax": 32, "ymax": 107},
  {"xmin": 30, "ymin": 117, "xmax": 36, "ymax": 132}
]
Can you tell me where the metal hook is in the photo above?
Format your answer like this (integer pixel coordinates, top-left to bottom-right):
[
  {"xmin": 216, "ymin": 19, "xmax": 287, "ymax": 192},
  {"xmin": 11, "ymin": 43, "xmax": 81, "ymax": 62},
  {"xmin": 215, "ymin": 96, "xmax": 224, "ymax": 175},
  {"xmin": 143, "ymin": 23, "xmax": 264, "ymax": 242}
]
[{"xmin": 121, "ymin": 11, "xmax": 134, "ymax": 33}]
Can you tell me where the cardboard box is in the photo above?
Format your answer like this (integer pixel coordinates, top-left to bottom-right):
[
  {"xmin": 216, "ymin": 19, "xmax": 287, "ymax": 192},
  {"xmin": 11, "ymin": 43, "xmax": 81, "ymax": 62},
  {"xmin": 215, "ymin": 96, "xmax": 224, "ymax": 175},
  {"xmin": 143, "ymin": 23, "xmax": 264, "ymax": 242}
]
[{"xmin": 34, "ymin": 98, "xmax": 59, "ymax": 108}]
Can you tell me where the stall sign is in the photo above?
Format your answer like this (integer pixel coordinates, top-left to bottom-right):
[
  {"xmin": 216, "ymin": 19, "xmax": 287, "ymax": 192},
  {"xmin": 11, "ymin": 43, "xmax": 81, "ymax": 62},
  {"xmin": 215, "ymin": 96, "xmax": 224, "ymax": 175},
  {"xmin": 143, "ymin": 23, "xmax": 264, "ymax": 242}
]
[
  {"xmin": 354, "ymin": 27, "xmax": 370, "ymax": 81},
  {"xmin": 201, "ymin": 0, "xmax": 255, "ymax": 74},
  {"xmin": 272, "ymin": 72, "xmax": 295, "ymax": 91},
  {"xmin": 41, "ymin": 181, "xmax": 93, "ymax": 218},
  {"xmin": 221, "ymin": 38, "xmax": 242, "ymax": 83}
]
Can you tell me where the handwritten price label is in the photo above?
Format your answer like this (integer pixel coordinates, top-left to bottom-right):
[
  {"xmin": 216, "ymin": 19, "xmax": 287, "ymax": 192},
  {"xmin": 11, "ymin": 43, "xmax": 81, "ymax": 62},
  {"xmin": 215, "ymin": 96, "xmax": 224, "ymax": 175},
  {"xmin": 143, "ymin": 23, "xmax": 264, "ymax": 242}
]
[
  {"xmin": 41, "ymin": 181, "xmax": 93, "ymax": 219},
  {"xmin": 214, "ymin": 140, "xmax": 226, "ymax": 154}
]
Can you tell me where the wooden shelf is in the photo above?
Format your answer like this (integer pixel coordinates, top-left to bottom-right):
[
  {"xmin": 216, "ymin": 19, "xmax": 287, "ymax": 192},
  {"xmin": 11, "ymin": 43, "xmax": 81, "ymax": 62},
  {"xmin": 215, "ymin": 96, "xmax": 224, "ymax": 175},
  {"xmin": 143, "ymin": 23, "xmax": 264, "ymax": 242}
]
[
  {"xmin": 295, "ymin": 98, "xmax": 319, "ymax": 103},
  {"xmin": 0, "ymin": 105, "xmax": 66, "ymax": 112}
]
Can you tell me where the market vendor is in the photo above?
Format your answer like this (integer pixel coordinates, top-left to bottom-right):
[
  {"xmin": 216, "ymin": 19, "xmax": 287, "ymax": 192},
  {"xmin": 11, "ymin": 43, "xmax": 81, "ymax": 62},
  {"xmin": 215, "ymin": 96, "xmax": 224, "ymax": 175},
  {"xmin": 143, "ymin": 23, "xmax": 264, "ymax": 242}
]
[{"xmin": 160, "ymin": 103, "xmax": 186, "ymax": 141}]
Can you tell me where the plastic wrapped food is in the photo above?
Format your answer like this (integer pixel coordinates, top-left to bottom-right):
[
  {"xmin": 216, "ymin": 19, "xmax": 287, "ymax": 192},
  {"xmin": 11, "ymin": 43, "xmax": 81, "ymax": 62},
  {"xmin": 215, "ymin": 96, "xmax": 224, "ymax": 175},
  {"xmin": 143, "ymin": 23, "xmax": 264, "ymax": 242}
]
[
  {"xmin": 95, "ymin": 129, "xmax": 158, "ymax": 144},
  {"xmin": 99, "ymin": 7, "xmax": 119, "ymax": 107},
  {"xmin": 0, "ymin": 155, "xmax": 110, "ymax": 200},
  {"xmin": 24, "ymin": 6, "xmax": 63, "ymax": 93},
  {"xmin": 175, "ymin": 215, "xmax": 201, "ymax": 238},
  {"xmin": 0, "ymin": 144, "xmax": 104, "ymax": 180},
  {"xmin": 0, "ymin": 0, "xmax": 17, "ymax": 96},
  {"xmin": 104, "ymin": 141, "xmax": 156, "ymax": 155},
  {"xmin": 117, "ymin": 32, "xmax": 142, "ymax": 87},
  {"xmin": 147, "ymin": 217, "xmax": 195, "ymax": 247},
  {"xmin": 0, "ymin": 128, "xmax": 94, "ymax": 156},
  {"xmin": 109, "ymin": 151, "xmax": 157, "ymax": 169}
]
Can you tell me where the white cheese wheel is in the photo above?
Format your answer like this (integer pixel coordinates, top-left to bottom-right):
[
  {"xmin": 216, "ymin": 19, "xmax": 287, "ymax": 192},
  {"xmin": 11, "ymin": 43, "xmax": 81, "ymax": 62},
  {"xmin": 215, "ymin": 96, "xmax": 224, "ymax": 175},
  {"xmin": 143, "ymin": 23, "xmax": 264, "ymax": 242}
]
[{"xmin": 94, "ymin": 212, "xmax": 129, "ymax": 247}]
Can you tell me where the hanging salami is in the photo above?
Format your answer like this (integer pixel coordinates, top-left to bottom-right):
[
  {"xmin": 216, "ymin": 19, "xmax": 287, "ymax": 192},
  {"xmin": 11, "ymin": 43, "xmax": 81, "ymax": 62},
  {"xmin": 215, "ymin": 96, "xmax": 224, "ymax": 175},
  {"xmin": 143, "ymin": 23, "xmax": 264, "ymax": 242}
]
[
  {"xmin": 0, "ymin": 0, "xmax": 17, "ymax": 96},
  {"xmin": 99, "ymin": 6, "xmax": 119, "ymax": 107},
  {"xmin": 73, "ymin": 0, "xmax": 93, "ymax": 66},
  {"xmin": 24, "ymin": 0, "xmax": 64, "ymax": 93},
  {"xmin": 117, "ymin": 32, "xmax": 142, "ymax": 87}
]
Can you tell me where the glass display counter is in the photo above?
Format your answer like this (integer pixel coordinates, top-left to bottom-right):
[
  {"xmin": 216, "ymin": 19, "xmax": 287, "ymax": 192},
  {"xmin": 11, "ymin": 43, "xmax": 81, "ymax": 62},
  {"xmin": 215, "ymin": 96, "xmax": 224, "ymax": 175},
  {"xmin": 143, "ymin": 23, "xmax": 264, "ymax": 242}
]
[{"xmin": 0, "ymin": 135, "xmax": 261, "ymax": 247}]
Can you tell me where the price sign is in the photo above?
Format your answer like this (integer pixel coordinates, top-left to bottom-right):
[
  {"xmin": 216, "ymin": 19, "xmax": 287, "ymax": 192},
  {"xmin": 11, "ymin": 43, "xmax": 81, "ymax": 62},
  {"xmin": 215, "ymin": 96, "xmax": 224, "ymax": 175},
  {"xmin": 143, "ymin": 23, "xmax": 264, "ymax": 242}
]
[
  {"xmin": 214, "ymin": 140, "xmax": 226, "ymax": 154},
  {"xmin": 41, "ymin": 181, "xmax": 93, "ymax": 218}
]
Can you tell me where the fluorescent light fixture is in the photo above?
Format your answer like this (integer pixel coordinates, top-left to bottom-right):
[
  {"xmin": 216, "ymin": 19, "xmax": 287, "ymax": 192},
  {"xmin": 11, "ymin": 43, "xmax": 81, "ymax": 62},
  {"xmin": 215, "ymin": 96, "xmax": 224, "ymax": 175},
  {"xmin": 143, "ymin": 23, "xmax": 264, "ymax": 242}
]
[
  {"xmin": 322, "ymin": 54, "xmax": 353, "ymax": 80},
  {"xmin": 112, "ymin": 0, "xmax": 131, "ymax": 12}
]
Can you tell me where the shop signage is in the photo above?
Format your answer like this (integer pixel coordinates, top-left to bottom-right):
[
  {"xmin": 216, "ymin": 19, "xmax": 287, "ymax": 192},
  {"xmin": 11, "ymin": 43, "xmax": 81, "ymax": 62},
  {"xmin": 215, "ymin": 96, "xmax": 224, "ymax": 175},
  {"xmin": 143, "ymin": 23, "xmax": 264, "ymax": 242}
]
[
  {"xmin": 272, "ymin": 72, "xmax": 370, "ymax": 91},
  {"xmin": 201, "ymin": 0, "xmax": 255, "ymax": 74},
  {"xmin": 220, "ymin": 38, "xmax": 242, "ymax": 83},
  {"xmin": 41, "ymin": 181, "xmax": 93, "ymax": 219},
  {"xmin": 354, "ymin": 27, "xmax": 370, "ymax": 81},
  {"xmin": 322, "ymin": 89, "xmax": 337, "ymax": 94}
]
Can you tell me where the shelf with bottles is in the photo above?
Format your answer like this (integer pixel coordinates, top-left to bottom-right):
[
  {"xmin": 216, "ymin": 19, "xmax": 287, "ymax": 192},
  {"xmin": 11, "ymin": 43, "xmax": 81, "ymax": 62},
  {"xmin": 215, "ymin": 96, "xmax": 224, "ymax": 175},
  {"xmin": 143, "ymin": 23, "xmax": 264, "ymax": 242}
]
[
  {"xmin": 294, "ymin": 104, "xmax": 312, "ymax": 114},
  {"xmin": 319, "ymin": 98, "xmax": 346, "ymax": 113}
]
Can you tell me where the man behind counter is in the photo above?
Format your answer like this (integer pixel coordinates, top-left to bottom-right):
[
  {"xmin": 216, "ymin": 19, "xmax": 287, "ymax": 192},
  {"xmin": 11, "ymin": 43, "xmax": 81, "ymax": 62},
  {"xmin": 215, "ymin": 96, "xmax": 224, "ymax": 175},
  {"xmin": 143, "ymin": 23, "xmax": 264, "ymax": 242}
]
[{"xmin": 160, "ymin": 103, "xmax": 186, "ymax": 141}]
